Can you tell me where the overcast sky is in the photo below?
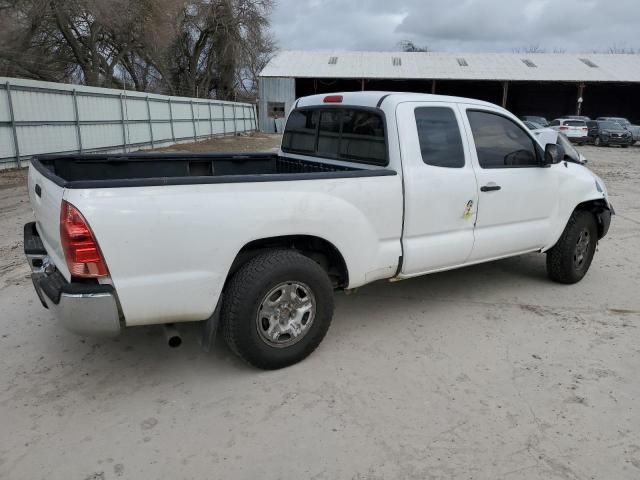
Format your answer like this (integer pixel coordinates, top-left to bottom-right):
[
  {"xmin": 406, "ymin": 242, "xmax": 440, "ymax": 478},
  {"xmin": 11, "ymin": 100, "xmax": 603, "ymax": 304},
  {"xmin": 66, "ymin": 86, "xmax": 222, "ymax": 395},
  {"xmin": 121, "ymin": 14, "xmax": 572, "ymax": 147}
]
[{"xmin": 270, "ymin": 0, "xmax": 640, "ymax": 53}]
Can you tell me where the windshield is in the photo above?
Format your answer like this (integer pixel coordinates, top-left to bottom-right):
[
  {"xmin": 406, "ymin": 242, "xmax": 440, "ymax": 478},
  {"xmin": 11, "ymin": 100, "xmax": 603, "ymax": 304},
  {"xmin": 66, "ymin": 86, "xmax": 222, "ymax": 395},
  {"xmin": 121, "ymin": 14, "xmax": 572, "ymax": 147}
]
[
  {"xmin": 613, "ymin": 118, "xmax": 631, "ymax": 126},
  {"xmin": 600, "ymin": 121, "xmax": 622, "ymax": 130},
  {"xmin": 527, "ymin": 117, "xmax": 546, "ymax": 125},
  {"xmin": 565, "ymin": 120, "xmax": 586, "ymax": 127},
  {"xmin": 525, "ymin": 121, "xmax": 543, "ymax": 130}
]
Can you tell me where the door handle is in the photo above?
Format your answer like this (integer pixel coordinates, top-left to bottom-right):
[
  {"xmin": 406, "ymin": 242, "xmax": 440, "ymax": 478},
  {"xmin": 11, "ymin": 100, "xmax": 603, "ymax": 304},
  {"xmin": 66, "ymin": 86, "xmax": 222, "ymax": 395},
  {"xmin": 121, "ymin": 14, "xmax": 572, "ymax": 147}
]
[{"xmin": 480, "ymin": 184, "xmax": 501, "ymax": 192}]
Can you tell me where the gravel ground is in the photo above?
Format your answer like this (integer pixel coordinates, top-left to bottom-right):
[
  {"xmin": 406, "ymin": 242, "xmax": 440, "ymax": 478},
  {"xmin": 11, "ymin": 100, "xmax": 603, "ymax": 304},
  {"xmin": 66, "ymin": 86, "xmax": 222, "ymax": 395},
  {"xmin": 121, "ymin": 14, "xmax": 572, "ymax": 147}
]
[{"xmin": 0, "ymin": 141, "xmax": 639, "ymax": 480}]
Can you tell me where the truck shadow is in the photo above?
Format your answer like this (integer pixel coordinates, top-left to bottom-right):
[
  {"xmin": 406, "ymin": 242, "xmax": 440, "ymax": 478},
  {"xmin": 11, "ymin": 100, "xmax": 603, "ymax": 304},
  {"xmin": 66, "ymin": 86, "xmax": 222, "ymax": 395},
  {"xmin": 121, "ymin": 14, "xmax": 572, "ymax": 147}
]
[
  {"xmin": 32, "ymin": 252, "xmax": 552, "ymax": 379},
  {"xmin": 121, "ymin": 253, "xmax": 550, "ymax": 364}
]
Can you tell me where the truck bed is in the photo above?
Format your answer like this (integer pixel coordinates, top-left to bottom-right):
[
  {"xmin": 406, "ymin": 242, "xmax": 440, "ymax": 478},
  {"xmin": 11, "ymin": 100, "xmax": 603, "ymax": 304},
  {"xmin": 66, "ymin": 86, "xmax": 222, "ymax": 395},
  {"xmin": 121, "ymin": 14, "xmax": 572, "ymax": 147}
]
[{"xmin": 32, "ymin": 152, "xmax": 395, "ymax": 189}]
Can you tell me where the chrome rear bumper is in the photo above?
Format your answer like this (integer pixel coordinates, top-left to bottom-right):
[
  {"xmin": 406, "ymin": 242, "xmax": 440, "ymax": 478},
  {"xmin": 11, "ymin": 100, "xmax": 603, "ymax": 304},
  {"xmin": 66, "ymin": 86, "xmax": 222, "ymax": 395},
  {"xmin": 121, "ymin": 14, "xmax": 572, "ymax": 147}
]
[{"xmin": 24, "ymin": 222, "xmax": 122, "ymax": 337}]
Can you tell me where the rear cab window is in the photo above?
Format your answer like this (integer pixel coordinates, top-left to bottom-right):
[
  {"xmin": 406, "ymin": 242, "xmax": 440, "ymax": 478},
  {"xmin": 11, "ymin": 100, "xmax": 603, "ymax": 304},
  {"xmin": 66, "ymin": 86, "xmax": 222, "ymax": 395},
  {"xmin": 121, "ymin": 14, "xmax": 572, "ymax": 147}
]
[
  {"xmin": 281, "ymin": 110, "xmax": 318, "ymax": 153},
  {"xmin": 282, "ymin": 107, "xmax": 387, "ymax": 165}
]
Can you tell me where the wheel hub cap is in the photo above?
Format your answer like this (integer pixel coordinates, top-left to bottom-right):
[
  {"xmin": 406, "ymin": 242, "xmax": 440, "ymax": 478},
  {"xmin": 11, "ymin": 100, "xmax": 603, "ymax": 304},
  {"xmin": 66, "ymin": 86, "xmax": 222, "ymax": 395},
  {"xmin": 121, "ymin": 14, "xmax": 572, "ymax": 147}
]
[
  {"xmin": 256, "ymin": 282, "xmax": 316, "ymax": 348},
  {"xmin": 574, "ymin": 229, "xmax": 590, "ymax": 269}
]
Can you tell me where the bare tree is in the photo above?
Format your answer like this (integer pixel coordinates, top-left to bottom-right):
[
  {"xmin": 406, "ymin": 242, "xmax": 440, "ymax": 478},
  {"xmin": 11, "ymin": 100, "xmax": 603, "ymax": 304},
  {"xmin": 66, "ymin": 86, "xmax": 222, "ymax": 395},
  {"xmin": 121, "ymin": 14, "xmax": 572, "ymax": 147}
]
[
  {"xmin": 606, "ymin": 44, "xmax": 638, "ymax": 54},
  {"xmin": 234, "ymin": 0, "xmax": 276, "ymax": 99},
  {"xmin": 513, "ymin": 44, "xmax": 546, "ymax": 54},
  {"xmin": 397, "ymin": 40, "xmax": 430, "ymax": 52},
  {"xmin": 143, "ymin": 0, "xmax": 274, "ymax": 99},
  {"xmin": 512, "ymin": 45, "xmax": 567, "ymax": 54},
  {"xmin": 0, "ymin": 0, "xmax": 275, "ymax": 100},
  {"xmin": 236, "ymin": 26, "xmax": 276, "ymax": 99},
  {"xmin": 0, "ymin": 0, "xmax": 75, "ymax": 81}
]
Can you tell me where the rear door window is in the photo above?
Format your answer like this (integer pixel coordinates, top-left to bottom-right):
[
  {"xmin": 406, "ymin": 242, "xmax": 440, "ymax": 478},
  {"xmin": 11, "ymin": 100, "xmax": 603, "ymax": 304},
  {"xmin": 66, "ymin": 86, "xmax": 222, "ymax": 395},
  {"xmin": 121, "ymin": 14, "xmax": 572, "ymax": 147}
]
[
  {"xmin": 415, "ymin": 107, "xmax": 465, "ymax": 168},
  {"xmin": 282, "ymin": 107, "xmax": 387, "ymax": 165}
]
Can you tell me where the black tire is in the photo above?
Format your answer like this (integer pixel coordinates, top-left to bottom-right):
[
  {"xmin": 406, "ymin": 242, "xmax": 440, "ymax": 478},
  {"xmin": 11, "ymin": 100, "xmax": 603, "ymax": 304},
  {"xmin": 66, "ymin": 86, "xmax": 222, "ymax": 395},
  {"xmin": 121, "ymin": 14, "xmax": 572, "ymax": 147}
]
[
  {"xmin": 622, "ymin": 145, "xmax": 629, "ymax": 149},
  {"xmin": 546, "ymin": 210, "xmax": 598, "ymax": 284},
  {"xmin": 221, "ymin": 250, "xmax": 334, "ymax": 369}
]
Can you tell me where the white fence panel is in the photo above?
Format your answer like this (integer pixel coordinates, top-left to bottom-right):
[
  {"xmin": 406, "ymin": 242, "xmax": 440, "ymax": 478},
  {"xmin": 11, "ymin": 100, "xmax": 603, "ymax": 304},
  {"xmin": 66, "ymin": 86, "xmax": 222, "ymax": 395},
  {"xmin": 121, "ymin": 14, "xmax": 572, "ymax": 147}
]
[{"xmin": 0, "ymin": 77, "xmax": 257, "ymax": 169}]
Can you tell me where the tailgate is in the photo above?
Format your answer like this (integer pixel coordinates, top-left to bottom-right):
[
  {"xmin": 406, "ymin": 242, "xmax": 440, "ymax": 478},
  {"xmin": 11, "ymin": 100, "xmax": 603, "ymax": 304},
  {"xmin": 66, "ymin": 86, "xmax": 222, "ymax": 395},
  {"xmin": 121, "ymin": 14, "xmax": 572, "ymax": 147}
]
[
  {"xmin": 28, "ymin": 164, "xmax": 71, "ymax": 280},
  {"xmin": 573, "ymin": 126, "xmax": 588, "ymax": 136}
]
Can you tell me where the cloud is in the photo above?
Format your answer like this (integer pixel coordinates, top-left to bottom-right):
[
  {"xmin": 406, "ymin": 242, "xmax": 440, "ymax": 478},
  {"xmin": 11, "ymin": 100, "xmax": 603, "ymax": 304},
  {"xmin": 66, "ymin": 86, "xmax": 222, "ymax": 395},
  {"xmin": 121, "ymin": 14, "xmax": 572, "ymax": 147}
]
[{"xmin": 270, "ymin": 0, "xmax": 640, "ymax": 52}]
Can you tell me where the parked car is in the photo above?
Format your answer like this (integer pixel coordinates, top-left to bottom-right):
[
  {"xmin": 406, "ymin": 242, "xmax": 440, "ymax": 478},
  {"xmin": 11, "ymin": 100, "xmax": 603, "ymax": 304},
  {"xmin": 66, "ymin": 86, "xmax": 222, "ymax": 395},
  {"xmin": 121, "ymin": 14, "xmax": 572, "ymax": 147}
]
[
  {"xmin": 556, "ymin": 132, "xmax": 587, "ymax": 164},
  {"xmin": 549, "ymin": 118, "xmax": 589, "ymax": 144},
  {"xmin": 25, "ymin": 91, "xmax": 613, "ymax": 369},
  {"xmin": 563, "ymin": 115, "xmax": 591, "ymax": 121},
  {"xmin": 587, "ymin": 120, "xmax": 634, "ymax": 147},
  {"xmin": 596, "ymin": 117, "xmax": 640, "ymax": 144},
  {"xmin": 523, "ymin": 120, "xmax": 558, "ymax": 147},
  {"xmin": 520, "ymin": 115, "xmax": 549, "ymax": 126},
  {"xmin": 524, "ymin": 122, "xmax": 587, "ymax": 164}
]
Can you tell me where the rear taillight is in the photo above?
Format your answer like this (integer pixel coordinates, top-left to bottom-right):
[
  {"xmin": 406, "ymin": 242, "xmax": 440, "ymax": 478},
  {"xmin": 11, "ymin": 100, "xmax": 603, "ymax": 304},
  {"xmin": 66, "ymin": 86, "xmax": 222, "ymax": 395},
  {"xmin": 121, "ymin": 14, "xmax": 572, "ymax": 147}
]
[{"xmin": 60, "ymin": 200, "xmax": 109, "ymax": 278}]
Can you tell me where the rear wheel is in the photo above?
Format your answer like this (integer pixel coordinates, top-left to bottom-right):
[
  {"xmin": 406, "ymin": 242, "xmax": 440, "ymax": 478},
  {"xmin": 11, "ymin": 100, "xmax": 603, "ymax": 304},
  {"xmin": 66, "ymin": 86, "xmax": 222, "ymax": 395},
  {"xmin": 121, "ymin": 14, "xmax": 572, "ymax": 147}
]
[
  {"xmin": 546, "ymin": 210, "xmax": 598, "ymax": 284},
  {"xmin": 222, "ymin": 250, "xmax": 334, "ymax": 369}
]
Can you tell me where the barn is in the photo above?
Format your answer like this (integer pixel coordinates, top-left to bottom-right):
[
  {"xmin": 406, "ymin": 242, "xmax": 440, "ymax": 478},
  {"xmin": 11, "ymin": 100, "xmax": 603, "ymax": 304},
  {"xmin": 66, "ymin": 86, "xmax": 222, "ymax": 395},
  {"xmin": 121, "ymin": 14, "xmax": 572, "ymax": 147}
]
[{"xmin": 258, "ymin": 51, "xmax": 640, "ymax": 133}]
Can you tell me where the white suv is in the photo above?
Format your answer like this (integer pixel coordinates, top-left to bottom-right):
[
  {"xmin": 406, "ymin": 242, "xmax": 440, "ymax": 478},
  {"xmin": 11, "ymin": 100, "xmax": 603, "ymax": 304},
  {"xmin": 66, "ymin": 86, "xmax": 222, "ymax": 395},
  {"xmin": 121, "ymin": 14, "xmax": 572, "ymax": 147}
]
[{"xmin": 549, "ymin": 118, "xmax": 589, "ymax": 145}]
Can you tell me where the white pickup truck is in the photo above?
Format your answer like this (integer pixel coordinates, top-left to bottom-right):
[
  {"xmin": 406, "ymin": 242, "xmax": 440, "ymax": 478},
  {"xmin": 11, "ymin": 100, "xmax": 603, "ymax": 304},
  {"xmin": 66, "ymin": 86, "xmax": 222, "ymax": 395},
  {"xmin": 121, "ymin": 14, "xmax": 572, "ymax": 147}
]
[{"xmin": 25, "ymin": 91, "xmax": 613, "ymax": 369}]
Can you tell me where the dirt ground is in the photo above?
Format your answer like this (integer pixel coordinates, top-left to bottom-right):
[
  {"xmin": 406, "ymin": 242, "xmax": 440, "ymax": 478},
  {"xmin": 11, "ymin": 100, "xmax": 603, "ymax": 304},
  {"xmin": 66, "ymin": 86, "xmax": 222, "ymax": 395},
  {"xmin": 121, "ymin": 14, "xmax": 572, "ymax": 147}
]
[
  {"xmin": 1, "ymin": 139, "xmax": 639, "ymax": 480},
  {"xmin": 154, "ymin": 132, "xmax": 282, "ymax": 153}
]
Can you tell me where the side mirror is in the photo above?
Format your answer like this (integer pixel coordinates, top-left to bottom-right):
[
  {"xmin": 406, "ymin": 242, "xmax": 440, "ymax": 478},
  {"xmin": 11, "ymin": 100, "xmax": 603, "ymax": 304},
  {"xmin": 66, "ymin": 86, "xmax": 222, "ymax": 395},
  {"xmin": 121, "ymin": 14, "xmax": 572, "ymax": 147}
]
[{"xmin": 543, "ymin": 143, "xmax": 563, "ymax": 166}]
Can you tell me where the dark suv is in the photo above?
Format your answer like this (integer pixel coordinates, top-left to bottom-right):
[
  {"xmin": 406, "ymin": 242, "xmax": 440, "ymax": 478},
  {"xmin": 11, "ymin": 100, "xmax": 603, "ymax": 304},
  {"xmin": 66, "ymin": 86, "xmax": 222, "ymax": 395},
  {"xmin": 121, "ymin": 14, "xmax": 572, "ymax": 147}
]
[{"xmin": 586, "ymin": 120, "xmax": 633, "ymax": 147}]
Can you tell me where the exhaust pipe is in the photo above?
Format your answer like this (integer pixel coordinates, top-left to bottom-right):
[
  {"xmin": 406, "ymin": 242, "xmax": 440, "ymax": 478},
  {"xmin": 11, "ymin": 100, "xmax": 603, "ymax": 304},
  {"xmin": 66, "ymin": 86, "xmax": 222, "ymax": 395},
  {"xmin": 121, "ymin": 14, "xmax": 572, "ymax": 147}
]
[{"xmin": 163, "ymin": 323, "xmax": 182, "ymax": 348}]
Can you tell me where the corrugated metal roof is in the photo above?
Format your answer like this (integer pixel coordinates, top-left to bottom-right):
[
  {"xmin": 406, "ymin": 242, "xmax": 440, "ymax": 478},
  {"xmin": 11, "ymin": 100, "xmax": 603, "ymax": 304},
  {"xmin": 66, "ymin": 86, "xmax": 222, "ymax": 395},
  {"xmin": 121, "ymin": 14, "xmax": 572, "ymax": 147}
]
[{"xmin": 260, "ymin": 51, "xmax": 640, "ymax": 82}]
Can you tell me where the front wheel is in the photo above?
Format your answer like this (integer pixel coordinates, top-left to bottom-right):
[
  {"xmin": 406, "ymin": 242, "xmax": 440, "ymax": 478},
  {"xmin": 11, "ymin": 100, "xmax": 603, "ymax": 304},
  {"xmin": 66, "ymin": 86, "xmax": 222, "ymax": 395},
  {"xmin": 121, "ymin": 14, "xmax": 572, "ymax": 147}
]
[
  {"xmin": 222, "ymin": 250, "xmax": 334, "ymax": 369},
  {"xmin": 546, "ymin": 210, "xmax": 598, "ymax": 284}
]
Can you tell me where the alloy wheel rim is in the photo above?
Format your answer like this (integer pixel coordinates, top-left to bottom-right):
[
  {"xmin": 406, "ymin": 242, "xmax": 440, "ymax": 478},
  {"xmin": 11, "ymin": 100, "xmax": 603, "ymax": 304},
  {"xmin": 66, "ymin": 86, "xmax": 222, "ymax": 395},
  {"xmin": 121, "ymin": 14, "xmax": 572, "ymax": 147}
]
[
  {"xmin": 256, "ymin": 281, "xmax": 316, "ymax": 348},
  {"xmin": 573, "ymin": 229, "xmax": 591, "ymax": 269}
]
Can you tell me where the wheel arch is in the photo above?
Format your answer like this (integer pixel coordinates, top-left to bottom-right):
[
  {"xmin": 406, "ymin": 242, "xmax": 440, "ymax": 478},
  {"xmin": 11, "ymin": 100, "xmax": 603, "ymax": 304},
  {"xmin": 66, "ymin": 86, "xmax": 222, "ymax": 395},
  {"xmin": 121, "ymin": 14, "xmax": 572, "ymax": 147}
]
[
  {"xmin": 574, "ymin": 198, "xmax": 613, "ymax": 239},
  {"xmin": 227, "ymin": 235, "xmax": 349, "ymax": 289},
  {"xmin": 544, "ymin": 197, "xmax": 613, "ymax": 252}
]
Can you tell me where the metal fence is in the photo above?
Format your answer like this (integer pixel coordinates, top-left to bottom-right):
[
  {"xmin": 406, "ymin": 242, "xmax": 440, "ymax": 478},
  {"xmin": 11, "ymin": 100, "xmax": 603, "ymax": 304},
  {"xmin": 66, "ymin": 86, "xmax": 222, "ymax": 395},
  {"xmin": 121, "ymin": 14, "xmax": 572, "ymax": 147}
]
[{"xmin": 0, "ymin": 77, "xmax": 257, "ymax": 170}]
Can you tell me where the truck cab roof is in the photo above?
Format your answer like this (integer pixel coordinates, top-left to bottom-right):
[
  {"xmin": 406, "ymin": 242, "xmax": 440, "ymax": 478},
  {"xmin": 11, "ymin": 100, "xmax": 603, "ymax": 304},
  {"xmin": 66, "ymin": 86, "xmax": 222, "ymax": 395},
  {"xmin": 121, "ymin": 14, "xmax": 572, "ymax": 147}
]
[{"xmin": 295, "ymin": 91, "xmax": 499, "ymax": 110}]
